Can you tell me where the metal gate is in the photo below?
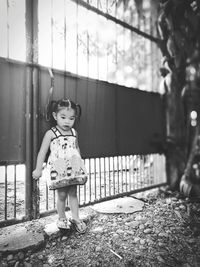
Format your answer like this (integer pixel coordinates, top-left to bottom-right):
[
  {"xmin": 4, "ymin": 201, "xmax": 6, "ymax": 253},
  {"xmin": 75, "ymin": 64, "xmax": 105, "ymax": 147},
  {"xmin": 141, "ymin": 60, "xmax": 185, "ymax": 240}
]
[{"xmin": 0, "ymin": 0, "xmax": 166, "ymax": 227}]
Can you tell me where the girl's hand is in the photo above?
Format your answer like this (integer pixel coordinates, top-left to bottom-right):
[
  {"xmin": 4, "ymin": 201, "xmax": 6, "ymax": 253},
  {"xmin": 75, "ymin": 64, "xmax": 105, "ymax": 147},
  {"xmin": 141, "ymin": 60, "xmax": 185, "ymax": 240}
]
[{"xmin": 32, "ymin": 169, "xmax": 42, "ymax": 180}]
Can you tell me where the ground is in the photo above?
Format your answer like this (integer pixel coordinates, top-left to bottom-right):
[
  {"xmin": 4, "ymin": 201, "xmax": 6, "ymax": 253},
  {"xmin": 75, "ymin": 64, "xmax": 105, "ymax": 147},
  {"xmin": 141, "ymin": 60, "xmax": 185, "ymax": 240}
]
[{"xmin": 1, "ymin": 187, "xmax": 200, "ymax": 267}]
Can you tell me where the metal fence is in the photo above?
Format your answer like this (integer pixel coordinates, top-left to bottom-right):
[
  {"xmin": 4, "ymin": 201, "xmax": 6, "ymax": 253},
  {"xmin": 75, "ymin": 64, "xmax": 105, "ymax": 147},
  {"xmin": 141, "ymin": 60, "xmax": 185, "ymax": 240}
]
[{"xmin": 0, "ymin": 153, "xmax": 166, "ymax": 227}]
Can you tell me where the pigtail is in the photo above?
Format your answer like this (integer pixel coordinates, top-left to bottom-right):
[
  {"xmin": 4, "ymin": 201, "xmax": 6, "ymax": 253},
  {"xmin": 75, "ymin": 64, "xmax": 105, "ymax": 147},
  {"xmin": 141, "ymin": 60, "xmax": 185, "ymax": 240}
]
[
  {"xmin": 76, "ymin": 104, "xmax": 82, "ymax": 121},
  {"xmin": 46, "ymin": 100, "xmax": 57, "ymax": 126}
]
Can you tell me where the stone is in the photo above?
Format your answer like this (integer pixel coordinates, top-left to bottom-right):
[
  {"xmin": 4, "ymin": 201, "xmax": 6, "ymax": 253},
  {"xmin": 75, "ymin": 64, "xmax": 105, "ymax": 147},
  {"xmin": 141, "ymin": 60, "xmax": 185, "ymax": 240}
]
[
  {"xmin": 95, "ymin": 246, "xmax": 101, "ymax": 252},
  {"xmin": 140, "ymin": 239, "xmax": 146, "ymax": 245},
  {"xmin": 14, "ymin": 262, "xmax": 20, "ymax": 267},
  {"xmin": 44, "ymin": 223, "xmax": 59, "ymax": 237},
  {"xmin": 17, "ymin": 252, "xmax": 24, "ymax": 260},
  {"xmin": 139, "ymin": 224, "xmax": 145, "ymax": 230},
  {"xmin": 144, "ymin": 228, "xmax": 152, "ymax": 234},
  {"xmin": 23, "ymin": 262, "xmax": 32, "ymax": 267},
  {"xmin": 7, "ymin": 254, "xmax": 14, "ymax": 261},
  {"xmin": 0, "ymin": 226, "xmax": 44, "ymax": 253},
  {"xmin": 128, "ymin": 221, "xmax": 139, "ymax": 228},
  {"xmin": 61, "ymin": 236, "xmax": 68, "ymax": 241},
  {"xmin": 91, "ymin": 197, "xmax": 144, "ymax": 214},
  {"xmin": 116, "ymin": 229, "xmax": 124, "ymax": 234}
]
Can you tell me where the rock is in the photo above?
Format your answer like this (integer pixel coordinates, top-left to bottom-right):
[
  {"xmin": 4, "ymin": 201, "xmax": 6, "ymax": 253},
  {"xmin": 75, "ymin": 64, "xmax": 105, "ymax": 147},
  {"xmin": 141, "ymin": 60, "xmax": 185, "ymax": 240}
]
[
  {"xmin": 116, "ymin": 229, "xmax": 124, "ymax": 234},
  {"xmin": 44, "ymin": 223, "xmax": 59, "ymax": 237},
  {"xmin": 134, "ymin": 237, "xmax": 140, "ymax": 243},
  {"xmin": 144, "ymin": 228, "xmax": 152, "ymax": 234},
  {"xmin": 179, "ymin": 205, "xmax": 186, "ymax": 210},
  {"xmin": 61, "ymin": 236, "xmax": 68, "ymax": 241},
  {"xmin": 135, "ymin": 215, "xmax": 143, "ymax": 221},
  {"xmin": 166, "ymin": 198, "xmax": 172, "ymax": 204},
  {"xmin": 126, "ymin": 230, "xmax": 134, "ymax": 235},
  {"xmin": 158, "ymin": 242, "xmax": 166, "ymax": 247},
  {"xmin": 17, "ymin": 252, "xmax": 24, "ymax": 260},
  {"xmin": 139, "ymin": 224, "xmax": 145, "ymax": 230},
  {"xmin": 14, "ymin": 262, "xmax": 20, "ymax": 267},
  {"xmin": 0, "ymin": 226, "xmax": 44, "ymax": 254},
  {"xmin": 157, "ymin": 255, "xmax": 165, "ymax": 263},
  {"xmin": 24, "ymin": 262, "xmax": 32, "ymax": 267},
  {"xmin": 8, "ymin": 260, "xmax": 16, "ymax": 266},
  {"xmin": 38, "ymin": 254, "xmax": 44, "ymax": 260},
  {"xmin": 140, "ymin": 239, "xmax": 146, "ymax": 245},
  {"xmin": 95, "ymin": 246, "xmax": 101, "ymax": 252},
  {"xmin": 112, "ymin": 233, "xmax": 119, "ymax": 240},
  {"xmin": 7, "ymin": 254, "xmax": 14, "ymax": 261},
  {"xmin": 128, "ymin": 221, "xmax": 139, "ymax": 228}
]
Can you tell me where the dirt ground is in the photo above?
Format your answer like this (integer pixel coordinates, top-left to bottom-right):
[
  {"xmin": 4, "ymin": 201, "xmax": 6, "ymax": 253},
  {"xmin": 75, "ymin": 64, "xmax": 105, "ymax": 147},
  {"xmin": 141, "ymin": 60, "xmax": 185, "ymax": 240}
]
[{"xmin": 1, "ymin": 187, "xmax": 200, "ymax": 267}]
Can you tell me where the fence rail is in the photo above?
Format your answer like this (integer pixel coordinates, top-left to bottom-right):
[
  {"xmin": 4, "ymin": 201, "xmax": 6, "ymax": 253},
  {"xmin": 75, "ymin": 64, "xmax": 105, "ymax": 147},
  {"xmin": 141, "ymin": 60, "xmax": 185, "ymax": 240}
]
[{"xmin": 0, "ymin": 154, "xmax": 166, "ymax": 227}]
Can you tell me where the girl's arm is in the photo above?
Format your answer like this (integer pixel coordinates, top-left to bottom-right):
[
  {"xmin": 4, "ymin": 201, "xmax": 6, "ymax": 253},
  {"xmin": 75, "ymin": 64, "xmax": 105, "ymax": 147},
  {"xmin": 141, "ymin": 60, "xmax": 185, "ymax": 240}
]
[{"xmin": 32, "ymin": 130, "xmax": 53, "ymax": 179}]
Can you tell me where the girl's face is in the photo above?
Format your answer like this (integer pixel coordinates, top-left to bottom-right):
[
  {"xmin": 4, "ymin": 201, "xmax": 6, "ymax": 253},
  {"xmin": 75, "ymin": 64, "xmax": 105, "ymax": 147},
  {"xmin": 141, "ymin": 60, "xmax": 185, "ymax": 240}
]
[{"xmin": 53, "ymin": 107, "xmax": 76, "ymax": 132}]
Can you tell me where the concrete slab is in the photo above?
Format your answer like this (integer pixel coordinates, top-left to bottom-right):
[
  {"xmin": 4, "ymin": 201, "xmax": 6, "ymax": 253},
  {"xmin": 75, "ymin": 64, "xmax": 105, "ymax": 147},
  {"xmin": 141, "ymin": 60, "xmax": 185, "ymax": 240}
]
[
  {"xmin": 90, "ymin": 197, "xmax": 144, "ymax": 214},
  {"xmin": 0, "ymin": 225, "xmax": 44, "ymax": 253}
]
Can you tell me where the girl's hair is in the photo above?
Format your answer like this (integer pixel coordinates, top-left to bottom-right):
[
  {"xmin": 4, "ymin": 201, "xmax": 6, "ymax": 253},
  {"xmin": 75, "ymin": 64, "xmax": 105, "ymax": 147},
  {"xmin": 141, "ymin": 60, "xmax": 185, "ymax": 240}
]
[{"xmin": 47, "ymin": 99, "xmax": 82, "ymax": 126}]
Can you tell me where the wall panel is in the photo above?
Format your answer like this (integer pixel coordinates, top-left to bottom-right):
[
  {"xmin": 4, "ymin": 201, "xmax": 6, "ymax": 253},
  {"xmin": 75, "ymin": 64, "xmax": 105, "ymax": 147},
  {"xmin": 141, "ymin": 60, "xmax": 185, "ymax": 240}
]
[
  {"xmin": 0, "ymin": 60, "xmax": 165, "ymax": 163},
  {"xmin": 38, "ymin": 68, "xmax": 164, "ymax": 158},
  {"xmin": 0, "ymin": 60, "xmax": 26, "ymax": 162}
]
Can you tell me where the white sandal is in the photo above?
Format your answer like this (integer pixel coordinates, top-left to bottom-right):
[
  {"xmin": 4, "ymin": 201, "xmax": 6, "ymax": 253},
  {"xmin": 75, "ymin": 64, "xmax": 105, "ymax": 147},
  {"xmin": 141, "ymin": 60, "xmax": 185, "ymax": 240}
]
[{"xmin": 57, "ymin": 218, "xmax": 71, "ymax": 230}]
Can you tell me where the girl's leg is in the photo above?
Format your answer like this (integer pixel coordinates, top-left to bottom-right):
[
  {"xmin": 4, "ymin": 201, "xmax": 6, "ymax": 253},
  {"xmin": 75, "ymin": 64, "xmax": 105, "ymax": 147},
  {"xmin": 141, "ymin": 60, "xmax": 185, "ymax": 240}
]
[
  {"xmin": 68, "ymin": 185, "xmax": 87, "ymax": 233},
  {"xmin": 57, "ymin": 188, "xmax": 68, "ymax": 219},
  {"xmin": 68, "ymin": 185, "xmax": 79, "ymax": 221}
]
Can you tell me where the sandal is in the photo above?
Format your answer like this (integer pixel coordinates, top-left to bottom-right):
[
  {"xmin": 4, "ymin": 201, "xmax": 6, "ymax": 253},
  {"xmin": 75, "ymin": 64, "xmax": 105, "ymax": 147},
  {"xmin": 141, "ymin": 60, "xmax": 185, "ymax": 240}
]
[
  {"xmin": 57, "ymin": 218, "xmax": 71, "ymax": 230},
  {"xmin": 70, "ymin": 219, "xmax": 87, "ymax": 234}
]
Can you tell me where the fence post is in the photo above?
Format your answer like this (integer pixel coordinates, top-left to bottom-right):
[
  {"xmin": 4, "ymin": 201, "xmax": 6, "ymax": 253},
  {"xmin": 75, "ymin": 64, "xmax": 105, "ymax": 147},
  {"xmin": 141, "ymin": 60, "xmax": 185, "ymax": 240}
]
[{"xmin": 25, "ymin": 0, "xmax": 39, "ymax": 219}]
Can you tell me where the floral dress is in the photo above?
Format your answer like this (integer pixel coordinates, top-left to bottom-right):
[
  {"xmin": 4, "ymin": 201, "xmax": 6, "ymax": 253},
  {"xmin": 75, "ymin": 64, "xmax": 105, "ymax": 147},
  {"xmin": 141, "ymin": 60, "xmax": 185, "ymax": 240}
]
[{"xmin": 47, "ymin": 127, "xmax": 87, "ymax": 190}]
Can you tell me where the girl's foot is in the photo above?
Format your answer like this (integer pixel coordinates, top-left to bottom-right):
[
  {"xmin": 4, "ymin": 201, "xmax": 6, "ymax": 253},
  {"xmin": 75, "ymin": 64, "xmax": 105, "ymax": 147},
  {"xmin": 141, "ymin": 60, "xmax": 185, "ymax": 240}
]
[
  {"xmin": 57, "ymin": 218, "xmax": 71, "ymax": 230},
  {"xmin": 70, "ymin": 219, "xmax": 87, "ymax": 234}
]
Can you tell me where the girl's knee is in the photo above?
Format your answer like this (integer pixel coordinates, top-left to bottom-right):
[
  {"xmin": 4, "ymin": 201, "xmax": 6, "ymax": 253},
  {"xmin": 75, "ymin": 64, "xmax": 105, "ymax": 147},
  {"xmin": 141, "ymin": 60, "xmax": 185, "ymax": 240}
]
[
  {"xmin": 68, "ymin": 185, "xmax": 77, "ymax": 197},
  {"xmin": 57, "ymin": 189, "xmax": 68, "ymax": 201}
]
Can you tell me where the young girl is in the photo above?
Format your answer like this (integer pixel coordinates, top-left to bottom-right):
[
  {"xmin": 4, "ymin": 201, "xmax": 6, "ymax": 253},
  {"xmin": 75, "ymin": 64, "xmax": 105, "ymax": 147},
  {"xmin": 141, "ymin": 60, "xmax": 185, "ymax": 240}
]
[{"xmin": 32, "ymin": 99, "xmax": 87, "ymax": 233}]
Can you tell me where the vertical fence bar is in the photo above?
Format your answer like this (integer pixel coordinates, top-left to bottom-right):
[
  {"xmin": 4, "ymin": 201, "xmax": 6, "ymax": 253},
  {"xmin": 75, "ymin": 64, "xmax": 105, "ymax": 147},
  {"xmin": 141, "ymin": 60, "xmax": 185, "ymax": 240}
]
[
  {"xmin": 121, "ymin": 156, "xmax": 123, "ymax": 193},
  {"xmin": 89, "ymin": 159, "xmax": 91, "ymax": 202},
  {"xmin": 94, "ymin": 158, "xmax": 97, "ymax": 199},
  {"xmin": 78, "ymin": 183, "xmax": 81, "ymax": 204},
  {"xmin": 25, "ymin": 0, "xmax": 39, "ymax": 219},
  {"xmin": 99, "ymin": 158, "xmax": 102, "ymax": 198},
  {"xmin": 113, "ymin": 157, "xmax": 115, "ymax": 195},
  {"xmin": 117, "ymin": 156, "xmax": 119, "ymax": 194},
  {"xmin": 14, "ymin": 165, "xmax": 17, "ymax": 218},
  {"xmin": 108, "ymin": 157, "xmax": 111, "ymax": 196},
  {"xmin": 32, "ymin": 0, "xmax": 39, "ymax": 218},
  {"xmin": 83, "ymin": 160, "xmax": 86, "ymax": 204},
  {"xmin": 104, "ymin": 157, "xmax": 106, "ymax": 197},
  {"xmin": 152, "ymin": 154, "xmax": 156, "ymax": 184},
  {"xmin": 4, "ymin": 166, "xmax": 7, "ymax": 220},
  {"xmin": 125, "ymin": 156, "xmax": 128, "ymax": 192},
  {"xmin": 6, "ymin": 0, "xmax": 9, "ymax": 58},
  {"xmin": 46, "ymin": 183, "xmax": 49, "ymax": 210},
  {"xmin": 32, "ymin": 65, "xmax": 40, "ymax": 218},
  {"xmin": 129, "ymin": 156, "xmax": 131, "ymax": 191},
  {"xmin": 50, "ymin": 0, "xmax": 54, "ymax": 68},
  {"xmin": 24, "ymin": 65, "xmax": 33, "ymax": 219}
]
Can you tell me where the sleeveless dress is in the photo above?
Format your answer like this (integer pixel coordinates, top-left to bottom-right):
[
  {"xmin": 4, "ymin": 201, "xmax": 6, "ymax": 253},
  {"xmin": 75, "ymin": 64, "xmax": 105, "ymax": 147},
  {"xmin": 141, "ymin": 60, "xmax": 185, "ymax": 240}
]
[{"xmin": 46, "ymin": 127, "xmax": 87, "ymax": 190}]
